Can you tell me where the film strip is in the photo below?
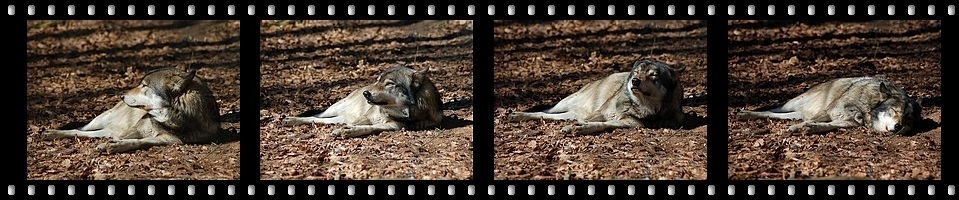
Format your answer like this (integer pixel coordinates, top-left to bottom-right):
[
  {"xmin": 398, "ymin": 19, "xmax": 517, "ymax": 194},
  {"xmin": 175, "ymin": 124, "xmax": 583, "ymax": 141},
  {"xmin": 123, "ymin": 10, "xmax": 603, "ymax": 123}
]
[{"xmin": 6, "ymin": 1, "xmax": 955, "ymax": 197}]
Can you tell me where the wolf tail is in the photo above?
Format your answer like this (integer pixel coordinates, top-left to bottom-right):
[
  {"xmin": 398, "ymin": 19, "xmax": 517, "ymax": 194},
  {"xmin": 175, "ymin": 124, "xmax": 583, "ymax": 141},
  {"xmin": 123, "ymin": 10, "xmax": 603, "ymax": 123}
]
[
  {"xmin": 220, "ymin": 109, "xmax": 241, "ymax": 123},
  {"xmin": 441, "ymin": 97, "xmax": 473, "ymax": 110}
]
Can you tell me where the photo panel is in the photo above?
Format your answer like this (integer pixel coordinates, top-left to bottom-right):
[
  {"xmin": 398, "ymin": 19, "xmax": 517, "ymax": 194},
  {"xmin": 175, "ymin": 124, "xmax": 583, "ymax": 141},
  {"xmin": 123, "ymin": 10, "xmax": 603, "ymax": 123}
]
[
  {"xmin": 26, "ymin": 20, "xmax": 241, "ymax": 180},
  {"xmin": 258, "ymin": 20, "xmax": 474, "ymax": 180},
  {"xmin": 728, "ymin": 20, "xmax": 941, "ymax": 180},
  {"xmin": 493, "ymin": 20, "xmax": 708, "ymax": 180}
]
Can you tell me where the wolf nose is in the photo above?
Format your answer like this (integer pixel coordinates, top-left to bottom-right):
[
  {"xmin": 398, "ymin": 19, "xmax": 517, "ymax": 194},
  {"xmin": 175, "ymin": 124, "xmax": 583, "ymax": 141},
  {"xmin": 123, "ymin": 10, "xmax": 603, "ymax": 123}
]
[
  {"xmin": 893, "ymin": 124, "xmax": 903, "ymax": 132},
  {"xmin": 362, "ymin": 91, "xmax": 371, "ymax": 98}
]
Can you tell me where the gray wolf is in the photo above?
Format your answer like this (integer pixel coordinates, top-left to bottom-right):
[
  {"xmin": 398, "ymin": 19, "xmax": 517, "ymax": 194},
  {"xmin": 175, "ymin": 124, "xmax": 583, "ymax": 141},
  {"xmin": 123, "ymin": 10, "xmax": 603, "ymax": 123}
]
[
  {"xmin": 282, "ymin": 66, "xmax": 444, "ymax": 139},
  {"xmin": 41, "ymin": 66, "xmax": 222, "ymax": 153},
  {"xmin": 508, "ymin": 58, "xmax": 686, "ymax": 135},
  {"xmin": 737, "ymin": 77, "xmax": 921, "ymax": 135}
]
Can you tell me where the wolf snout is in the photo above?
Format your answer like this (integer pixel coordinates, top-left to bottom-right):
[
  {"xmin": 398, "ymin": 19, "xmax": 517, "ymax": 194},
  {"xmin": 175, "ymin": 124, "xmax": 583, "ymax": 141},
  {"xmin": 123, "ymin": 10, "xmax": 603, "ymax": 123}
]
[
  {"xmin": 362, "ymin": 90, "xmax": 375, "ymax": 103},
  {"xmin": 120, "ymin": 95, "xmax": 147, "ymax": 109},
  {"xmin": 362, "ymin": 90, "xmax": 387, "ymax": 105},
  {"xmin": 120, "ymin": 95, "xmax": 131, "ymax": 104}
]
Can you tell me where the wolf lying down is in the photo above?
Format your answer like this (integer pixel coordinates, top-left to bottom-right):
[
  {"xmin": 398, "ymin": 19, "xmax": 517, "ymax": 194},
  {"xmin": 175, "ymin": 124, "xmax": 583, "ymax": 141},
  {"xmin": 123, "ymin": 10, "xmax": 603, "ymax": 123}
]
[
  {"xmin": 509, "ymin": 58, "xmax": 687, "ymax": 135},
  {"xmin": 738, "ymin": 77, "xmax": 922, "ymax": 135},
  {"xmin": 282, "ymin": 66, "xmax": 444, "ymax": 139},
  {"xmin": 42, "ymin": 66, "xmax": 225, "ymax": 153}
]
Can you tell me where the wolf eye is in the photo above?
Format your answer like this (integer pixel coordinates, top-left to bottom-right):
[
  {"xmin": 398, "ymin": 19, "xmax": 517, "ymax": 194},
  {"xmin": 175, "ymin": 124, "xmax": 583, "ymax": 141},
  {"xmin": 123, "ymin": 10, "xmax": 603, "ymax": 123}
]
[{"xmin": 384, "ymin": 81, "xmax": 394, "ymax": 86}]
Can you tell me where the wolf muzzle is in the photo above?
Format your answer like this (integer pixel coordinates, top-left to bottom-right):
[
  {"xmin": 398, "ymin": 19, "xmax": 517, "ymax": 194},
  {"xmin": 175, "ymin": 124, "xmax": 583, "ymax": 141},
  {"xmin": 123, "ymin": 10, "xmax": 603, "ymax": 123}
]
[
  {"xmin": 362, "ymin": 91, "xmax": 388, "ymax": 105},
  {"xmin": 120, "ymin": 95, "xmax": 145, "ymax": 109}
]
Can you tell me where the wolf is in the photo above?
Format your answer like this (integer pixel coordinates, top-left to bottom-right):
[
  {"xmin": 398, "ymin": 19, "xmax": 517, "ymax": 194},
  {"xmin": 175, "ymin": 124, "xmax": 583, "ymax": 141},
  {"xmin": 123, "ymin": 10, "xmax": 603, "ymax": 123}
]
[
  {"xmin": 508, "ymin": 58, "xmax": 686, "ymax": 135},
  {"xmin": 41, "ymin": 66, "xmax": 222, "ymax": 153},
  {"xmin": 282, "ymin": 66, "xmax": 444, "ymax": 139},
  {"xmin": 737, "ymin": 77, "xmax": 921, "ymax": 135}
]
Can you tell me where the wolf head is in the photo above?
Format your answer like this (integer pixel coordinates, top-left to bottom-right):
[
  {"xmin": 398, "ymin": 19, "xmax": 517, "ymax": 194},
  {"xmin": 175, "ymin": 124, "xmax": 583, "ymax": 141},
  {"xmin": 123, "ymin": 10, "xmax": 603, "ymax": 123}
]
[
  {"xmin": 870, "ymin": 81, "xmax": 921, "ymax": 135},
  {"xmin": 627, "ymin": 58, "xmax": 685, "ymax": 100},
  {"xmin": 122, "ymin": 66, "xmax": 197, "ymax": 112},
  {"xmin": 362, "ymin": 66, "xmax": 431, "ymax": 107}
]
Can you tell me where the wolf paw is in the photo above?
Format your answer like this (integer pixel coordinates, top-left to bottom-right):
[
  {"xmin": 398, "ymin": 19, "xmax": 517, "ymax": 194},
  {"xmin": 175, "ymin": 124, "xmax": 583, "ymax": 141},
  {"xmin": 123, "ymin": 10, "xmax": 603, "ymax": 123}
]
[
  {"xmin": 41, "ymin": 130, "xmax": 68, "ymax": 140},
  {"xmin": 331, "ymin": 127, "xmax": 353, "ymax": 139},
  {"xmin": 330, "ymin": 130, "xmax": 343, "ymax": 138},
  {"xmin": 735, "ymin": 110, "xmax": 755, "ymax": 121},
  {"xmin": 507, "ymin": 113, "xmax": 523, "ymax": 122},
  {"xmin": 96, "ymin": 140, "xmax": 138, "ymax": 153},
  {"xmin": 280, "ymin": 117, "xmax": 300, "ymax": 126},
  {"xmin": 787, "ymin": 124, "xmax": 807, "ymax": 135},
  {"xmin": 95, "ymin": 140, "xmax": 120, "ymax": 153},
  {"xmin": 560, "ymin": 125, "xmax": 580, "ymax": 135}
]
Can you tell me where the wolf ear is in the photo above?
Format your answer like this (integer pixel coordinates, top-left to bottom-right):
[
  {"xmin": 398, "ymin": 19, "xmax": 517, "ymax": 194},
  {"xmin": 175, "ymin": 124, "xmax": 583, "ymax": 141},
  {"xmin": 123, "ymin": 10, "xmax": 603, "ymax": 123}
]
[
  {"xmin": 672, "ymin": 65, "xmax": 686, "ymax": 73},
  {"xmin": 175, "ymin": 63, "xmax": 190, "ymax": 72},
  {"xmin": 416, "ymin": 67, "xmax": 429, "ymax": 74},
  {"xmin": 413, "ymin": 67, "xmax": 430, "ymax": 80},
  {"xmin": 172, "ymin": 68, "xmax": 197, "ymax": 94},
  {"xmin": 878, "ymin": 82, "xmax": 892, "ymax": 94},
  {"xmin": 630, "ymin": 60, "xmax": 646, "ymax": 74},
  {"xmin": 631, "ymin": 60, "xmax": 644, "ymax": 69},
  {"xmin": 410, "ymin": 67, "xmax": 429, "ymax": 88},
  {"xmin": 876, "ymin": 82, "xmax": 893, "ymax": 100}
]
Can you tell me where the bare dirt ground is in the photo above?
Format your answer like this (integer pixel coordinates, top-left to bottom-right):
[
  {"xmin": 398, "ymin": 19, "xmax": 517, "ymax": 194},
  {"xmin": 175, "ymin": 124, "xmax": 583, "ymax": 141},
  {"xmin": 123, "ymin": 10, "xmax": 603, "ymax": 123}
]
[
  {"xmin": 728, "ymin": 20, "xmax": 941, "ymax": 180},
  {"xmin": 26, "ymin": 20, "xmax": 241, "ymax": 180},
  {"xmin": 493, "ymin": 20, "xmax": 708, "ymax": 180},
  {"xmin": 259, "ymin": 20, "xmax": 473, "ymax": 180}
]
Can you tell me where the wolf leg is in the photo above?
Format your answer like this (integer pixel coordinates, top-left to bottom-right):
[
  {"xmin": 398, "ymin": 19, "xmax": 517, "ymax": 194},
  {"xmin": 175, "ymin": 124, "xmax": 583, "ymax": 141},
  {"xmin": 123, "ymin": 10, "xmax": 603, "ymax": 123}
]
[
  {"xmin": 787, "ymin": 120, "xmax": 859, "ymax": 135},
  {"xmin": 79, "ymin": 101, "xmax": 136, "ymax": 131},
  {"xmin": 42, "ymin": 129, "xmax": 114, "ymax": 140},
  {"xmin": 560, "ymin": 120, "xmax": 637, "ymax": 135},
  {"xmin": 96, "ymin": 134, "xmax": 183, "ymax": 153},
  {"xmin": 508, "ymin": 111, "xmax": 578, "ymax": 122},
  {"xmin": 331, "ymin": 123, "xmax": 401, "ymax": 139},
  {"xmin": 281, "ymin": 116, "xmax": 348, "ymax": 126},
  {"xmin": 79, "ymin": 102, "xmax": 123, "ymax": 131}
]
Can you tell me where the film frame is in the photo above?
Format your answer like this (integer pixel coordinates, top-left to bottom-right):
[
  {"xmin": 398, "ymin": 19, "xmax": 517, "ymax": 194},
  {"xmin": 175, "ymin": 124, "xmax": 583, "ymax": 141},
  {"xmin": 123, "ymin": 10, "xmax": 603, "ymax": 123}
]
[{"xmin": 6, "ymin": 1, "xmax": 955, "ymax": 197}]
